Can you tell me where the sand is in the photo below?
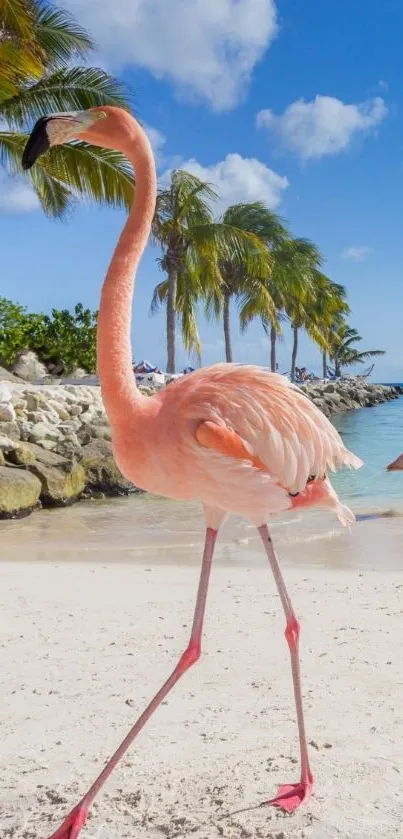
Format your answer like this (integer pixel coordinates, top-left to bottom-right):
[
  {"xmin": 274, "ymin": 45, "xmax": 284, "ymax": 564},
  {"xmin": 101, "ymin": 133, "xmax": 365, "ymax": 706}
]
[{"xmin": 1, "ymin": 524, "xmax": 403, "ymax": 839}]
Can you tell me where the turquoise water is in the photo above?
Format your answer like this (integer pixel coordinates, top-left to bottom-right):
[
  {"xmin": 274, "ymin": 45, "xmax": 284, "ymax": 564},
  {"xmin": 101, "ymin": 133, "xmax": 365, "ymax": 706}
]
[{"xmin": 331, "ymin": 393, "xmax": 403, "ymax": 513}]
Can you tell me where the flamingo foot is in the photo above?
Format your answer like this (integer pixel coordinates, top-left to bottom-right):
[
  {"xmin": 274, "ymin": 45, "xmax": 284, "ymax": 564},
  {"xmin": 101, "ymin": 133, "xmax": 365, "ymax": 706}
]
[
  {"xmin": 263, "ymin": 777, "xmax": 313, "ymax": 813},
  {"xmin": 45, "ymin": 802, "xmax": 88, "ymax": 839}
]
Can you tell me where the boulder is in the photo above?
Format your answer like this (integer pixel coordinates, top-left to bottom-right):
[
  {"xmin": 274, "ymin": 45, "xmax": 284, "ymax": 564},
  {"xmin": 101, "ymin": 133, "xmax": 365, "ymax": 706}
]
[
  {"xmin": 0, "ymin": 420, "xmax": 21, "ymax": 441},
  {"xmin": 25, "ymin": 444, "xmax": 85, "ymax": 506},
  {"xmin": 0, "ymin": 434, "xmax": 18, "ymax": 452},
  {"xmin": 6, "ymin": 442, "xmax": 37, "ymax": 466},
  {"xmin": 0, "ymin": 466, "xmax": 41, "ymax": 519},
  {"xmin": 28, "ymin": 421, "xmax": 61, "ymax": 444},
  {"xmin": 12, "ymin": 350, "xmax": 48, "ymax": 382},
  {"xmin": 80, "ymin": 438, "xmax": 137, "ymax": 496},
  {"xmin": 0, "ymin": 365, "xmax": 23, "ymax": 383},
  {"xmin": 0, "ymin": 383, "xmax": 16, "ymax": 421}
]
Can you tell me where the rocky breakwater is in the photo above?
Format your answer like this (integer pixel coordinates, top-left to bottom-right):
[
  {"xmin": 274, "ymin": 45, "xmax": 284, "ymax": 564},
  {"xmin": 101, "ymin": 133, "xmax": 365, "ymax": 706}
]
[
  {"xmin": 301, "ymin": 379, "xmax": 400, "ymax": 418},
  {"xmin": 0, "ymin": 381, "xmax": 153, "ymax": 519}
]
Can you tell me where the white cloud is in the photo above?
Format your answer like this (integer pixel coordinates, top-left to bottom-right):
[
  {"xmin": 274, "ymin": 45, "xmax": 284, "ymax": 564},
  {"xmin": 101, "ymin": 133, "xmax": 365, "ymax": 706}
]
[
  {"xmin": 163, "ymin": 153, "xmax": 289, "ymax": 214},
  {"xmin": 342, "ymin": 245, "xmax": 373, "ymax": 262},
  {"xmin": 58, "ymin": 0, "xmax": 278, "ymax": 110},
  {"xmin": 0, "ymin": 173, "xmax": 39, "ymax": 214},
  {"xmin": 143, "ymin": 124, "xmax": 166, "ymax": 167},
  {"xmin": 256, "ymin": 95, "xmax": 388, "ymax": 159}
]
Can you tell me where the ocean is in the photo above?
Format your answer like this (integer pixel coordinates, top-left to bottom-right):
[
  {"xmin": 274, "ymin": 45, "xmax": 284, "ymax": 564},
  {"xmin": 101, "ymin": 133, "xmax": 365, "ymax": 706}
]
[{"xmin": 330, "ymin": 388, "xmax": 403, "ymax": 514}]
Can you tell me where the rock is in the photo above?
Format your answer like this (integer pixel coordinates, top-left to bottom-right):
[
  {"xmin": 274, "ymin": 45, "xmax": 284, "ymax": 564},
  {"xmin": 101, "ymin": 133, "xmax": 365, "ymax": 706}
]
[
  {"xmin": 6, "ymin": 442, "xmax": 37, "ymax": 466},
  {"xmin": 91, "ymin": 425, "xmax": 112, "ymax": 441},
  {"xmin": 0, "ymin": 434, "xmax": 18, "ymax": 452},
  {"xmin": 80, "ymin": 438, "xmax": 137, "ymax": 496},
  {"xmin": 69, "ymin": 366, "xmax": 87, "ymax": 378},
  {"xmin": 0, "ymin": 420, "xmax": 21, "ymax": 441},
  {"xmin": 47, "ymin": 400, "xmax": 70, "ymax": 421},
  {"xmin": 18, "ymin": 420, "xmax": 32, "ymax": 441},
  {"xmin": 0, "ymin": 365, "xmax": 23, "ymax": 382},
  {"xmin": 0, "ymin": 383, "xmax": 16, "ymax": 421},
  {"xmin": 28, "ymin": 422, "xmax": 61, "ymax": 444},
  {"xmin": 36, "ymin": 439, "xmax": 58, "ymax": 451},
  {"xmin": 25, "ymin": 392, "xmax": 49, "ymax": 412},
  {"xmin": 26, "ymin": 444, "xmax": 85, "ymax": 506},
  {"xmin": 13, "ymin": 350, "xmax": 48, "ymax": 382},
  {"xmin": 77, "ymin": 427, "xmax": 92, "ymax": 446},
  {"xmin": 0, "ymin": 451, "xmax": 5, "ymax": 466},
  {"xmin": 54, "ymin": 433, "xmax": 83, "ymax": 461},
  {"xmin": 0, "ymin": 466, "xmax": 41, "ymax": 519}
]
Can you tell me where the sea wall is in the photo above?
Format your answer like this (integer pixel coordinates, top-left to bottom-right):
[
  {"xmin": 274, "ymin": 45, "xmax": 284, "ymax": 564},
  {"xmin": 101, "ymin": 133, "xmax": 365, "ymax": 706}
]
[
  {"xmin": 300, "ymin": 379, "xmax": 401, "ymax": 418},
  {"xmin": 0, "ymin": 378, "xmax": 400, "ymax": 518}
]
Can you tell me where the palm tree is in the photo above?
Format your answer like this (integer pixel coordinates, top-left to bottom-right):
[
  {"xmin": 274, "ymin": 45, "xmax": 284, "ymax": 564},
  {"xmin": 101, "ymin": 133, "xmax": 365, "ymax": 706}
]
[
  {"xmin": 151, "ymin": 179, "xmax": 272, "ymax": 372},
  {"xmin": 0, "ymin": 0, "xmax": 134, "ymax": 217},
  {"xmin": 329, "ymin": 324, "xmax": 385, "ymax": 377},
  {"xmin": 276, "ymin": 239, "xmax": 325, "ymax": 381},
  {"xmin": 1, "ymin": 0, "xmax": 44, "ymax": 97},
  {"xmin": 205, "ymin": 202, "xmax": 288, "ymax": 363},
  {"xmin": 308, "ymin": 272, "xmax": 350, "ymax": 379},
  {"xmin": 261, "ymin": 238, "xmax": 316, "ymax": 373}
]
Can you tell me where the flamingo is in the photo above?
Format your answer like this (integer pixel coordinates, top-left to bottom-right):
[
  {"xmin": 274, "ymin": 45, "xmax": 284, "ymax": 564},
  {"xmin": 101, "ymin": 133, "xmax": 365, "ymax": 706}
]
[
  {"xmin": 386, "ymin": 454, "xmax": 403, "ymax": 471},
  {"xmin": 22, "ymin": 107, "xmax": 363, "ymax": 839}
]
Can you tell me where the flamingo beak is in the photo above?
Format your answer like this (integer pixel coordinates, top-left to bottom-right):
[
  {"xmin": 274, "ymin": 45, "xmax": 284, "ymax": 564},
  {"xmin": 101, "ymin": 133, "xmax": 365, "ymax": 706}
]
[{"xmin": 22, "ymin": 109, "xmax": 106, "ymax": 170}]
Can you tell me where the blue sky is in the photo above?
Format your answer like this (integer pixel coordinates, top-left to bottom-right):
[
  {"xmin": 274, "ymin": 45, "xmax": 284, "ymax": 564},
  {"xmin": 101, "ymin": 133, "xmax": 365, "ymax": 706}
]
[{"xmin": 2, "ymin": 0, "xmax": 403, "ymax": 380}]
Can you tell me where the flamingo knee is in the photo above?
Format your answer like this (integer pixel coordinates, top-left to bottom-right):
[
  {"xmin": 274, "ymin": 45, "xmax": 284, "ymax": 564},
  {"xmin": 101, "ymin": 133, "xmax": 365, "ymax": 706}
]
[
  {"xmin": 177, "ymin": 641, "xmax": 201, "ymax": 674},
  {"xmin": 284, "ymin": 615, "xmax": 300, "ymax": 651}
]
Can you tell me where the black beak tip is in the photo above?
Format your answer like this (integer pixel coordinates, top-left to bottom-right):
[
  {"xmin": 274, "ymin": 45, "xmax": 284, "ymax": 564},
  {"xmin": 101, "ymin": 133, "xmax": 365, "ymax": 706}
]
[{"xmin": 22, "ymin": 117, "xmax": 50, "ymax": 170}]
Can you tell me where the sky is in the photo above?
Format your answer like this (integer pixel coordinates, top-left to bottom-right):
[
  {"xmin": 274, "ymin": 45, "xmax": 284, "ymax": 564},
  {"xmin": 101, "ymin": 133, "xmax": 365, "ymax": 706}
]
[{"xmin": 2, "ymin": 0, "xmax": 403, "ymax": 381}]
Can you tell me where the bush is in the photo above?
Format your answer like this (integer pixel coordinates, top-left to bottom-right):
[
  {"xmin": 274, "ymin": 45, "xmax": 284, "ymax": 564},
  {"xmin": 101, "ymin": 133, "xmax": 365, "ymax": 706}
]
[{"xmin": 0, "ymin": 297, "xmax": 97, "ymax": 373}]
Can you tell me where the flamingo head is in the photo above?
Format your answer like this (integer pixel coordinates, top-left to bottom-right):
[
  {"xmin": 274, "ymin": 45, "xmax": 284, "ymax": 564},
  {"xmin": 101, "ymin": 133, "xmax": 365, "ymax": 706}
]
[{"xmin": 21, "ymin": 106, "xmax": 132, "ymax": 169}]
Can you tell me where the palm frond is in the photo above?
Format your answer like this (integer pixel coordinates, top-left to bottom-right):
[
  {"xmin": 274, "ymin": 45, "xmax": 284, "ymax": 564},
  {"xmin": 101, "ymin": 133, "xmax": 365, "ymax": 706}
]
[
  {"xmin": 0, "ymin": 129, "xmax": 134, "ymax": 215},
  {"xmin": 0, "ymin": 66, "xmax": 131, "ymax": 127},
  {"xmin": 34, "ymin": 4, "xmax": 94, "ymax": 67},
  {"xmin": 192, "ymin": 222, "xmax": 272, "ymax": 278},
  {"xmin": 221, "ymin": 202, "xmax": 289, "ymax": 247},
  {"xmin": 150, "ymin": 279, "xmax": 169, "ymax": 315}
]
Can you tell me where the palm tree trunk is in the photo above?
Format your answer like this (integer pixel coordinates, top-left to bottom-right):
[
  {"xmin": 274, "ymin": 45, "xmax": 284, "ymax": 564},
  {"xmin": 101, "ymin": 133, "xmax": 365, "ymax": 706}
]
[
  {"xmin": 166, "ymin": 268, "xmax": 177, "ymax": 374},
  {"xmin": 322, "ymin": 349, "xmax": 327, "ymax": 379},
  {"xmin": 334, "ymin": 357, "xmax": 341, "ymax": 378},
  {"xmin": 291, "ymin": 324, "xmax": 298, "ymax": 382},
  {"xmin": 223, "ymin": 292, "xmax": 233, "ymax": 363},
  {"xmin": 270, "ymin": 323, "xmax": 277, "ymax": 372}
]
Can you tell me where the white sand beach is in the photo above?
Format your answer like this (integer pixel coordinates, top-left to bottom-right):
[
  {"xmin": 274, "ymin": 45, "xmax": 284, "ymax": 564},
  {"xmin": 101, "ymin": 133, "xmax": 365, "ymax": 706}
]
[{"xmin": 1, "ymin": 499, "xmax": 403, "ymax": 839}]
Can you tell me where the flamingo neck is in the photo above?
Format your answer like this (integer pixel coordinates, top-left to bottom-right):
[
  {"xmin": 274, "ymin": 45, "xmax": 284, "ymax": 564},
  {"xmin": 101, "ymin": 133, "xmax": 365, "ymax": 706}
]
[{"xmin": 96, "ymin": 126, "xmax": 157, "ymax": 429}]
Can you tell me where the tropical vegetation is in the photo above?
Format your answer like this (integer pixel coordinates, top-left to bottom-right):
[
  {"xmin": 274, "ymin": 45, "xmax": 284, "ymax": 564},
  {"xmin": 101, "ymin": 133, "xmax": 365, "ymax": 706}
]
[
  {"xmin": 0, "ymin": 297, "xmax": 97, "ymax": 372},
  {"xmin": 0, "ymin": 0, "xmax": 134, "ymax": 217},
  {"xmin": 151, "ymin": 170, "xmax": 383, "ymax": 378},
  {"xmin": 328, "ymin": 324, "xmax": 385, "ymax": 378}
]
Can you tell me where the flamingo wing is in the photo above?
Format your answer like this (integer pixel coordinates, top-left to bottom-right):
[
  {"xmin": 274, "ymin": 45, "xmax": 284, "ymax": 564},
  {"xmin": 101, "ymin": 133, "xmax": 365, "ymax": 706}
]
[{"xmin": 183, "ymin": 365, "xmax": 362, "ymax": 494}]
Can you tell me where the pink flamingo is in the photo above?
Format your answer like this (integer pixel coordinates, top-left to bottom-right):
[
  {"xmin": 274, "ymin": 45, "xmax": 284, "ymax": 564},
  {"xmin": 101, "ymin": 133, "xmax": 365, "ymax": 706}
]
[
  {"xmin": 386, "ymin": 454, "xmax": 403, "ymax": 471},
  {"xmin": 22, "ymin": 107, "xmax": 362, "ymax": 839}
]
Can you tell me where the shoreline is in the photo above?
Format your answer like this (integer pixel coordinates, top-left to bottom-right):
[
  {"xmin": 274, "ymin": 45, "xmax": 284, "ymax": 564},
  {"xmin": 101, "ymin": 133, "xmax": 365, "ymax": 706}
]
[{"xmin": 0, "ymin": 376, "xmax": 401, "ymax": 519}]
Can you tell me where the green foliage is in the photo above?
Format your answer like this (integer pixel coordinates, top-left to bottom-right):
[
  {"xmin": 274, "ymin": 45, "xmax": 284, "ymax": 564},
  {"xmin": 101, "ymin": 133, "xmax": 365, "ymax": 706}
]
[
  {"xmin": 0, "ymin": 297, "xmax": 97, "ymax": 372},
  {"xmin": 0, "ymin": 0, "xmax": 134, "ymax": 216},
  {"xmin": 152, "ymin": 182, "xmax": 276, "ymax": 370},
  {"xmin": 329, "ymin": 324, "xmax": 385, "ymax": 376}
]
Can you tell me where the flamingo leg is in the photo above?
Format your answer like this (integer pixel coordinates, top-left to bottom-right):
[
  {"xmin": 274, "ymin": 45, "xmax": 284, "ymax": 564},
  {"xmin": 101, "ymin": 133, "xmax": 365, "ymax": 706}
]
[
  {"xmin": 258, "ymin": 524, "xmax": 313, "ymax": 813},
  {"xmin": 43, "ymin": 527, "xmax": 218, "ymax": 839}
]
